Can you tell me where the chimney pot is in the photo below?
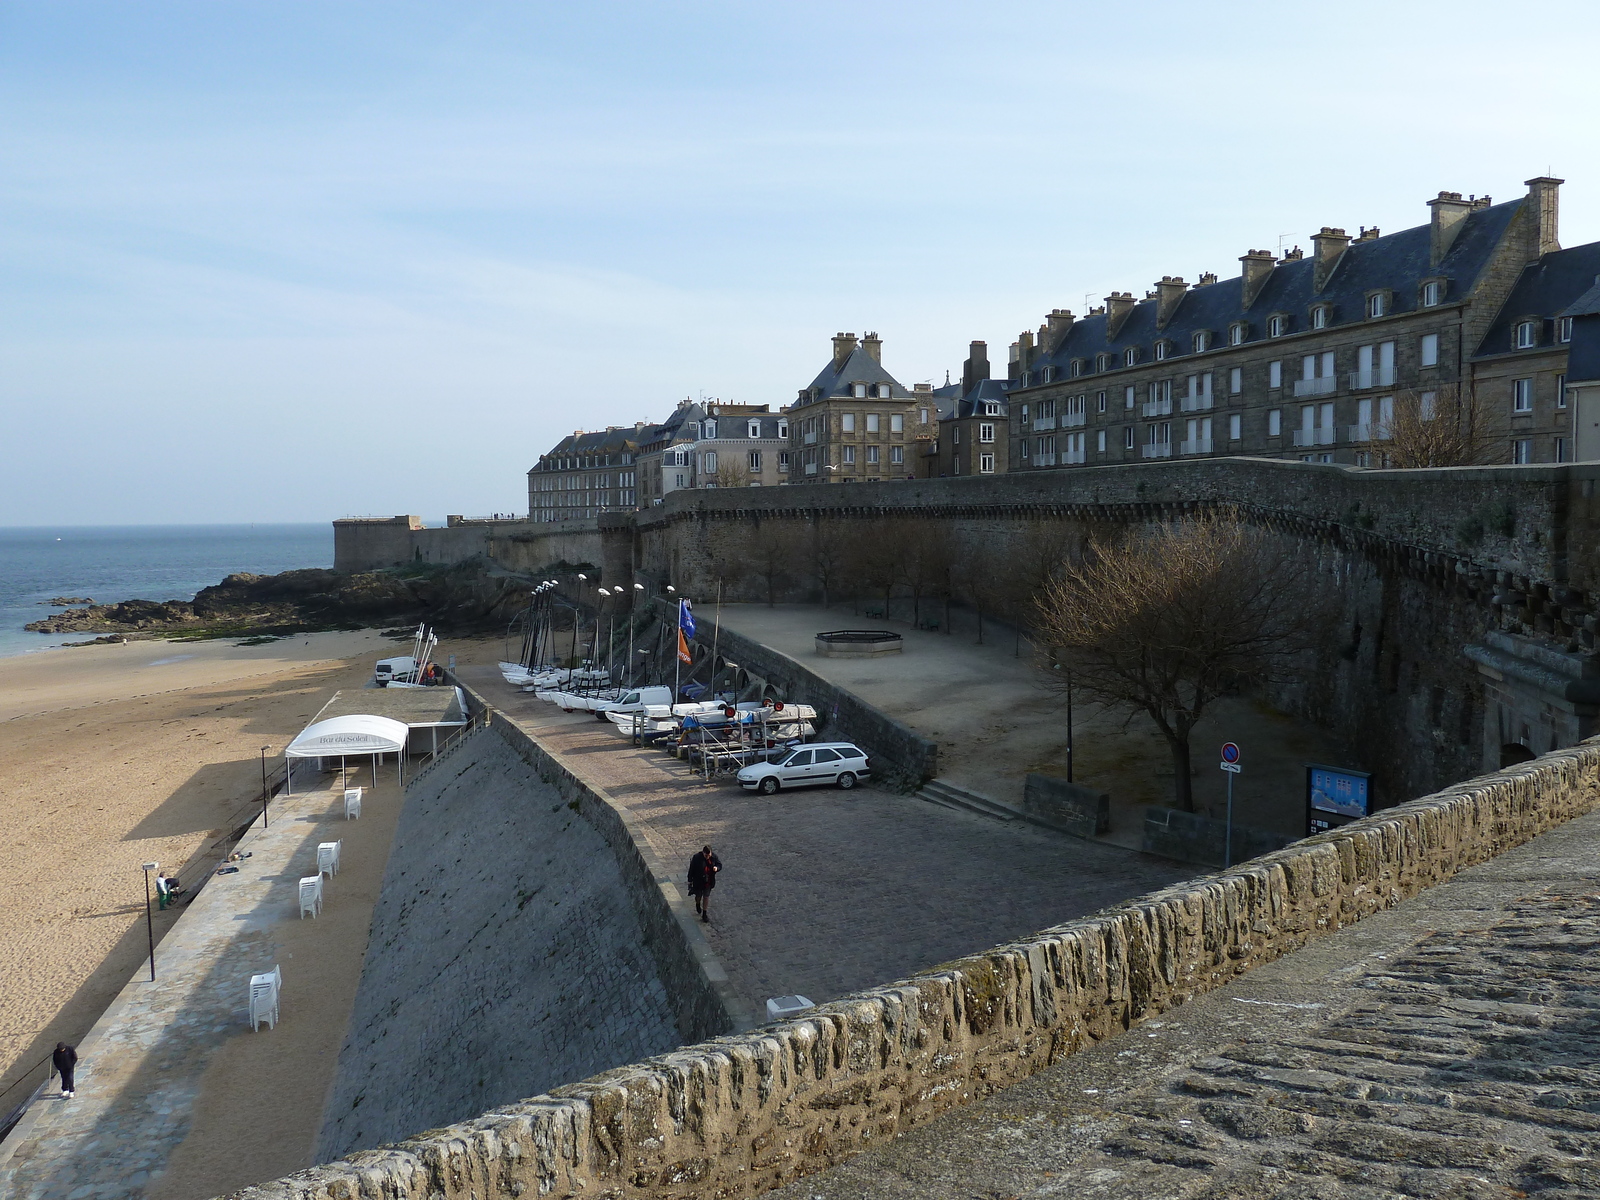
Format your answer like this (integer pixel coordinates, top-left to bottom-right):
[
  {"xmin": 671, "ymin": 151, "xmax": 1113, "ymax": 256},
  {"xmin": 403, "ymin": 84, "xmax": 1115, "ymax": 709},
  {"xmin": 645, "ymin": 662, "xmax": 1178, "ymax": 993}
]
[
  {"xmin": 1309, "ymin": 228, "xmax": 1352, "ymax": 292},
  {"xmin": 831, "ymin": 331, "xmax": 859, "ymax": 371},
  {"xmin": 1153, "ymin": 277, "xmax": 1188, "ymax": 327},
  {"xmin": 963, "ymin": 339, "xmax": 992, "ymax": 393},
  {"xmin": 1239, "ymin": 250, "xmax": 1278, "ymax": 305},
  {"xmin": 861, "ymin": 331, "xmax": 883, "ymax": 362},
  {"xmin": 1525, "ymin": 176, "xmax": 1563, "ymax": 257}
]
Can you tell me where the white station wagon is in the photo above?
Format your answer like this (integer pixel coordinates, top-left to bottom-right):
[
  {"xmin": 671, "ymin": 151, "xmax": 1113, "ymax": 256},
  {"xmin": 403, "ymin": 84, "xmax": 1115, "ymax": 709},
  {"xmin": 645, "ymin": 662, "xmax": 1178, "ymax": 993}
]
[{"xmin": 737, "ymin": 743, "xmax": 871, "ymax": 794}]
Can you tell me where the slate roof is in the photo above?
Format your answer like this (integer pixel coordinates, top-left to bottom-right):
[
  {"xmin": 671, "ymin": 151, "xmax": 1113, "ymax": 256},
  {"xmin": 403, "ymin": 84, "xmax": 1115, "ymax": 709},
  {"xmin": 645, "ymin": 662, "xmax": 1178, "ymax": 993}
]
[
  {"xmin": 1023, "ymin": 198, "xmax": 1523, "ymax": 385},
  {"xmin": 799, "ymin": 344, "xmax": 912, "ymax": 403},
  {"xmin": 953, "ymin": 377, "xmax": 1011, "ymax": 419},
  {"xmin": 532, "ymin": 424, "xmax": 642, "ymax": 469},
  {"xmin": 1565, "ymin": 281, "xmax": 1600, "ymax": 319},
  {"xmin": 1475, "ymin": 240, "xmax": 1600, "ymax": 358}
]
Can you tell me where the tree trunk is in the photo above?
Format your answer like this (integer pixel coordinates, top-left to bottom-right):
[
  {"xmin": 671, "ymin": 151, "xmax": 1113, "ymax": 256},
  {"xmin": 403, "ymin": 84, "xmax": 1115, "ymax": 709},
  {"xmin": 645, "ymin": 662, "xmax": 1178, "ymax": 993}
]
[
  {"xmin": 1169, "ymin": 734, "xmax": 1194, "ymax": 812},
  {"xmin": 976, "ymin": 604, "xmax": 985, "ymax": 644}
]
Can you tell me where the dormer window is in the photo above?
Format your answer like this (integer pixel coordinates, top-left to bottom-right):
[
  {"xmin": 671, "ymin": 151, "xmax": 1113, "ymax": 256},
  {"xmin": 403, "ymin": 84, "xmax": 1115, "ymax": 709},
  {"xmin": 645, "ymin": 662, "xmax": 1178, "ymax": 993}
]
[
  {"xmin": 1559, "ymin": 316, "xmax": 1574, "ymax": 343},
  {"xmin": 1154, "ymin": 340, "xmax": 1170, "ymax": 361},
  {"xmin": 747, "ymin": 420, "xmax": 761, "ymax": 438},
  {"xmin": 1229, "ymin": 323, "xmax": 1248, "ymax": 346},
  {"xmin": 1367, "ymin": 292, "xmax": 1389, "ymax": 318},
  {"xmin": 1123, "ymin": 347, "xmax": 1138, "ymax": 366},
  {"xmin": 777, "ymin": 419, "xmax": 788, "ymax": 438},
  {"xmin": 852, "ymin": 383, "xmax": 867, "ymax": 398},
  {"xmin": 1421, "ymin": 280, "xmax": 1442, "ymax": 307},
  {"xmin": 984, "ymin": 401, "xmax": 999, "ymax": 416},
  {"xmin": 876, "ymin": 383, "xmax": 893, "ymax": 398},
  {"xmin": 1192, "ymin": 331, "xmax": 1211, "ymax": 353},
  {"xmin": 1311, "ymin": 305, "xmax": 1330, "ymax": 329},
  {"xmin": 1268, "ymin": 315, "xmax": 1287, "ymax": 337},
  {"xmin": 1096, "ymin": 353, "xmax": 1111, "ymax": 372},
  {"xmin": 1070, "ymin": 359, "xmax": 1085, "ymax": 377},
  {"xmin": 1515, "ymin": 321, "xmax": 1537, "ymax": 349},
  {"xmin": 703, "ymin": 420, "xmax": 717, "ymax": 439}
]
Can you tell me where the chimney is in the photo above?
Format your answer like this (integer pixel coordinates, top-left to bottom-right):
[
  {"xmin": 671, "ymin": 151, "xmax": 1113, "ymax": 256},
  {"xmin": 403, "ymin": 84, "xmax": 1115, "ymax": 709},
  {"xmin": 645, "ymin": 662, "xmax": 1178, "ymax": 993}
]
[
  {"xmin": 831, "ymin": 331, "xmax": 858, "ymax": 371},
  {"xmin": 1428, "ymin": 191, "xmax": 1472, "ymax": 265},
  {"xmin": 861, "ymin": 331, "xmax": 882, "ymax": 362},
  {"xmin": 1525, "ymin": 176, "xmax": 1563, "ymax": 257},
  {"xmin": 962, "ymin": 340, "xmax": 991, "ymax": 394},
  {"xmin": 1239, "ymin": 250, "xmax": 1277, "ymax": 306},
  {"xmin": 1198, "ymin": 272, "xmax": 1218, "ymax": 286},
  {"xmin": 1043, "ymin": 309, "xmax": 1075, "ymax": 354},
  {"xmin": 1153, "ymin": 277, "xmax": 1187, "ymax": 327},
  {"xmin": 1104, "ymin": 291, "xmax": 1136, "ymax": 338},
  {"xmin": 1013, "ymin": 329, "xmax": 1035, "ymax": 379},
  {"xmin": 1356, "ymin": 226, "xmax": 1380, "ymax": 242},
  {"xmin": 1281, "ymin": 246, "xmax": 1304, "ymax": 261},
  {"xmin": 1309, "ymin": 228, "xmax": 1350, "ymax": 292}
]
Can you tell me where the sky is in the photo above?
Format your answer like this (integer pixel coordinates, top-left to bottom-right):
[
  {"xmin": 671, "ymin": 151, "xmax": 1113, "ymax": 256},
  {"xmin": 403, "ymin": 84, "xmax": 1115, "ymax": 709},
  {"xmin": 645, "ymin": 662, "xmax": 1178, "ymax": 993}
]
[{"xmin": 3, "ymin": 0, "xmax": 1599, "ymax": 525}]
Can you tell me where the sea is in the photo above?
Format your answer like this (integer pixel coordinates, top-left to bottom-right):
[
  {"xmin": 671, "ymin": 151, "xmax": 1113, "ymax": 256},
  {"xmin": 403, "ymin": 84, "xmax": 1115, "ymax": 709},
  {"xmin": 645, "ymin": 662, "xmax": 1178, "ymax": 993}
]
[{"xmin": 0, "ymin": 524, "xmax": 334, "ymax": 659}]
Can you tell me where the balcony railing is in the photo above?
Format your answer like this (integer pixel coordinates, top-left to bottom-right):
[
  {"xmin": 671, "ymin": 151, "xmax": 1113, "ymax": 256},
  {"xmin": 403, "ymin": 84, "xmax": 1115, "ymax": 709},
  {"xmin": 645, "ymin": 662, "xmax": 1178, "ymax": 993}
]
[
  {"xmin": 1179, "ymin": 393, "xmax": 1213, "ymax": 412},
  {"xmin": 1179, "ymin": 437, "xmax": 1213, "ymax": 455},
  {"xmin": 1031, "ymin": 453, "xmax": 1057, "ymax": 467},
  {"xmin": 1141, "ymin": 398, "xmax": 1173, "ymax": 417},
  {"xmin": 804, "ymin": 462, "xmax": 818, "ymax": 475},
  {"xmin": 1348, "ymin": 424, "xmax": 1394, "ymax": 442},
  {"xmin": 1292, "ymin": 427, "xmax": 1337, "ymax": 447},
  {"xmin": 1063, "ymin": 447, "xmax": 1087, "ymax": 464},
  {"xmin": 1032, "ymin": 416, "xmax": 1057, "ymax": 432},
  {"xmin": 1347, "ymin": 366, "xmax": 1396, "ymax": 390},
  {"xmin": 1140, "ymin": 443, "xmax": 1173, "ymax": 459},
  {"xmin": 803, "ymin": 430, "xmax": 817, "ymax": 445},
  {"xmin": 1062, "ymin": 410, "xmax": 1087, "ymax": 427},
  {"xmin": 1293, "ymin": 376, "xmax": 1338, "ymax": 397}
]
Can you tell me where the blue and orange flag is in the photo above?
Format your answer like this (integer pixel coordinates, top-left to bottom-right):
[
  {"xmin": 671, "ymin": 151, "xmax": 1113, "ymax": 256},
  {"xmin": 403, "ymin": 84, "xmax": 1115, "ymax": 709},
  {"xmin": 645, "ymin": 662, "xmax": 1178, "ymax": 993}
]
[{"xmin": 677, "ymin": 599, "xmax": 694, "ymax": 664}]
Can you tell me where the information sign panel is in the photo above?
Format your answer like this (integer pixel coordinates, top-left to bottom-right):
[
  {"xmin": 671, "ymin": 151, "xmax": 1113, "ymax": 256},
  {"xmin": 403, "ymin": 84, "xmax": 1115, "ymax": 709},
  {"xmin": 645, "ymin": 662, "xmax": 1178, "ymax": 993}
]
[{"xmin": 1306, "ymin": 764, "xmax": 1372, "ymax": 836}]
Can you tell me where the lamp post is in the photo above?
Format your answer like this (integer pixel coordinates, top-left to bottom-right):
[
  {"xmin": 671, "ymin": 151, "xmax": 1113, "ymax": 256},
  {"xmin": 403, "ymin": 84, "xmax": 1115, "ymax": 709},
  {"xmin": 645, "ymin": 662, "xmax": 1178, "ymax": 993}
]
[
  {"xmin": 141, "ymin": 862, "xmax": 158, "ymax": 981},
  {"xmin": 629, "ymin": 583, "xmax": 644, "ymax": 686},
  {"xmin": 571, "ymin": 574, "xmax": 587, "ymax": 669},
  {"xmin": 259, "ymin": 745, "xmax": 271, "ymax": 828}
]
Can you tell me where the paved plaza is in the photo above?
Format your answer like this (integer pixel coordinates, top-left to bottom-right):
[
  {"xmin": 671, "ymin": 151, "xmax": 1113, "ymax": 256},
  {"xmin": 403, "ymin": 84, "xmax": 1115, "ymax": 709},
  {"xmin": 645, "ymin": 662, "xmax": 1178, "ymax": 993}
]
[
  {"xmin": 772, "ymin": 807, "xmax": 1600, "ymax": 1200},
  {"xmin": 457, "ymin": 662, "xmax": 1193, "ymax": 1016}
]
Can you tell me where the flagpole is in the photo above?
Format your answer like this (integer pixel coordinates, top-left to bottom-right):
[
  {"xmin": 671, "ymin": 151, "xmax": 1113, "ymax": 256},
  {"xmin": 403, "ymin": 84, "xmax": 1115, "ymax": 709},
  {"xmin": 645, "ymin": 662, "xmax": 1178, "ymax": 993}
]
[{"xmin": 674, "ymin": 598, "xmax": 681, "ymax": 705}]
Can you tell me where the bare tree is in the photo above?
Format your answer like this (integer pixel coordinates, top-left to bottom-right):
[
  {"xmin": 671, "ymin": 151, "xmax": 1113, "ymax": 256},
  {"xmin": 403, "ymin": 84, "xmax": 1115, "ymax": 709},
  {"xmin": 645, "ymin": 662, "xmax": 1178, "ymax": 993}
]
[
  {"xmin": 811, "ymin": 519, "xmax": 852, "ymax": 611},
  {"xmin": 1033, "ymin": 513, "xmax": 1317, "ymax": 812},
  {"xmin": 751, "ymin": 538, "xmax": 789, "ymax": 607},
  {"xmin": 714, "ymin": 460, "xmax": 752, "ymax": 488},
  {"xmin": 1363, "ymin": 382, "xmax": 1498, "ymax": 468},
  {"xmin": 847, "ymin": 517, "xmax": 905, "ymax": 620},
  {"xmin": 953, "ymin": 537, "xmax": 1002, "ymax": 644},
  {"xmin": 901, "ymin": 520, "xmax": 955, "ymax": 629},
  {"xmin": 1002, "ymin": 519, "xmax": 1076, "ymax": 654}
]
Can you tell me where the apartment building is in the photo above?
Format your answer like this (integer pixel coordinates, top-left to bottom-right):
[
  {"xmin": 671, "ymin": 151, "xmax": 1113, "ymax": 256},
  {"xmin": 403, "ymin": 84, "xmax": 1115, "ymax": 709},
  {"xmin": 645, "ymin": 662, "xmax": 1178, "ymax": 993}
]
[
  {"xmin": 526, "ymin": 425, "xmax": 642, "ymax": 521},
  {"xmin": 936, "ymin": 341, "xmax": 1011, "ymax": 476},
  {"xmin": 784, "ymin": 332, "xmax": 937, "ymax": 482},
  {"xmin": 682, "ymin": 403, "xmax": 791, "ymax": 488},
  {"xmin": 1006, "ymin": 178, "xmax": 1567, "ymax": 469},
  {"xmin": 636, "ymin": 402, "xmax": 704, "ymax": 507}
]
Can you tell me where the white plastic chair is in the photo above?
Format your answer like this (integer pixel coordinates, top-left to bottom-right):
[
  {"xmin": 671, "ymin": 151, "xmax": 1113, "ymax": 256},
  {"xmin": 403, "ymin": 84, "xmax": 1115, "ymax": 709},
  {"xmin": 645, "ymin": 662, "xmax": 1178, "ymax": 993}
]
[
  {"xmin": 765, "ymin": 994, "xmax": 815, "ymax": 1021},
  {"xmin": 344, "ymin": 788, "xmax": 362, "ymax": 820},
  {"xmin": 317, "ymin": 841, "xmax": 342, "ymax": 878},
  {"xmin": 249, "ymin": 973, "xmax": 279, "ymax": 1030},
  {"xmin": 298, "ymin": 875, "xmax": 322, "ymax": 919}
]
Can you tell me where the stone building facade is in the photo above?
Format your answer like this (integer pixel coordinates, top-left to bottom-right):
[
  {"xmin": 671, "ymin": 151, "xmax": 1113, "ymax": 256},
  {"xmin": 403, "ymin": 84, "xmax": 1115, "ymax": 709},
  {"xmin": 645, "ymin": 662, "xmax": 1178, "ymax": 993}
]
[
  {"xmin": 782, "ymin": 332, "xmax": 937, "ymax": 483},
  {"xmin": 936, "ymin": 341, "xmax": 1010, "ymax": 477},
  {"xmin": 1006, "ymin": 178, "xmax": 1570, "ymax": 470},
  {"xmin": 681, "ymin": 403, "xmax": 791, "ymax": 489},
  {"xmin": 526, "ymin": 425, "xmax": 642, "ymax": 521}
]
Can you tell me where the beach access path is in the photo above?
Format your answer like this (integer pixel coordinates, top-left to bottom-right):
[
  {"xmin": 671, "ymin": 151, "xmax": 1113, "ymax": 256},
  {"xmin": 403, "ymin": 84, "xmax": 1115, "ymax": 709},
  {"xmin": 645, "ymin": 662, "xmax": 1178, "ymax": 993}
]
[{"xmin": 451, "ymin": 647, "xmax": 1194, "ymax": 1021}]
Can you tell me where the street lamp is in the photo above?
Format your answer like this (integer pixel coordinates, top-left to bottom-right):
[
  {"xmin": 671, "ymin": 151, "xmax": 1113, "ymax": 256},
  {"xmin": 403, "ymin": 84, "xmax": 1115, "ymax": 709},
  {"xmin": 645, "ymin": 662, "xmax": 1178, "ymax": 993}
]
[
  {"xmin": 140, "ymin": 862, "xmax": 159, "ymax": 981},
  {"xmin": 259, "ymin": 745, "xmax": 271, "ymax": 828}
]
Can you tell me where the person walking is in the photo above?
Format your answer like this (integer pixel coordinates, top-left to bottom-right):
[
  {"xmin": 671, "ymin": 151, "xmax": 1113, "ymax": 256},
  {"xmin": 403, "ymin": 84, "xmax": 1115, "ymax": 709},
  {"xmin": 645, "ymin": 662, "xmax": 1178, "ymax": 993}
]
[
  {"xmin": 687, "ymin": 845, "xmax": 721, "ymax": 923},
  {"xmin": 53, "ymin": 1042, "xmax": 77, "ymax": 1098}
]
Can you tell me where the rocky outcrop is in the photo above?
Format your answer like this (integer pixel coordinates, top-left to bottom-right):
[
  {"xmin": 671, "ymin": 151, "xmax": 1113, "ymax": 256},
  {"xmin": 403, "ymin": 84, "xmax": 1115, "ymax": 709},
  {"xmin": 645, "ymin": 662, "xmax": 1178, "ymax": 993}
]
[
  {"xmin": 44, "ymin": 596, "xmax": 94, "ymax": 606},
  {"xmin": 25, "ymin": 563, "xmax": 530, "ymax": 638}
]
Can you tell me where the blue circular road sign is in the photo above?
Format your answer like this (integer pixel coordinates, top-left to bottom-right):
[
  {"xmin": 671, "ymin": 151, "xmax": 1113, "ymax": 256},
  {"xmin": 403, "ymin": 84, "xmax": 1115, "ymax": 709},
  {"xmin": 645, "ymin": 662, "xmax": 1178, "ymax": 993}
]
[{"xmin": 1221, "ymin": 742, "xmax": 1241, "ymax": 764}]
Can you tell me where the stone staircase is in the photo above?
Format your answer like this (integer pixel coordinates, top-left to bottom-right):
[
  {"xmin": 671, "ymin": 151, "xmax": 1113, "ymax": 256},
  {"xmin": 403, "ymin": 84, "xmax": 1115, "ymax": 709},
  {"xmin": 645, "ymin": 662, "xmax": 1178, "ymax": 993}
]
[{"xmin": 915, "ymin": 779, "xmax": 1021, "ymax": 823}]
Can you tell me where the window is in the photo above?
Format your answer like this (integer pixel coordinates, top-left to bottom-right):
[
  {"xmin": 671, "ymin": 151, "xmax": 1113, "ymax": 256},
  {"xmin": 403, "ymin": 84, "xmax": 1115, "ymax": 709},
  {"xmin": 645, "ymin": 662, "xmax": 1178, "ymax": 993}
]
[
  {"xmin": 1229, "ymin": 413, "xmax": 1242, "ymax": 441},
  {"xmin": 1512, "ymin": 439, "xmax": 1532, "ymax": 465},
  {"xmin": 1420, "ymin": 333, "xmax": 1439, "ymax": 367},
  {"xmin": 1556, "ymin": 437, "xmax": 1569, "ymax": 462},
  {"xmin": 1559, "ymin": 316, "xmax": 1574, "ymax": 343},
  {"xmin": 1193, "ymin": 331, "xmax": 1211, "ymax": 353},
  {"xmin": 675, "ymin": 473, "xmax": 686, "ymax": 487},
  {"xmin": 1419, "ymin": 391, "xmax": 1436, "ymax": 421},
  {"xmin": 748, "ymin": 451, "xmax": 762, "ymax": 472},
  {"xmin": 778, "ymin": 451, "xmax": 790, "ymax": 471},
  {"xmin": 861, "ymin": 413, "xmax": 877, "ymax": 433},
  {"xmin": 866, "ymin": 445, "xmax": 879, "ymax": 464},
  {"xmin": 1268, "ymin": 315, "xmax": 1286, "ymax": 337},
  {"xmin": 842, "ymin": 445, "xmax": 855, "ymax": 464},
  {"xmin": 1512, "ymin": 378, "xmax": 1533, "ymax": 412},
  {"xmin": 1124, "ymin": 347, "xmax": 1138, "ymax": 366},
  {"xmin": 979, "ymin": 422, "xmax": 995, "ymax": 443},
  {"xmin": 1515, "ymin": 321, "xmax": 1537, "ymax": 349},
  {"xmin": 1097, "ymin": 429, "xmax": 1107, "ymax": 453},
  {"xmin": 919, "ymin": 408, "xmax": 929, "ymax": 424},
  {"xmin": 1124, "ymin": 385, "xmax": 1136, "ymax": 409},
  {"xmin": 1123, "ymin": 426, "xmax": 1135, "ymax": 449},
  {"xmin": 1268, "ymin": 409, "xmax": 1282, "ymax": 437},
  {"xmin": 748, "ymin": 420, "xmax": 761, "ymax": 438},
  {"xmin": 777, "ymin": 419, "xmax": 788, "ymax": 438},
  {"xmin": 702, "ymin": 451, "xmax": 717, "ymax": 473},
  {"xmin": 1558, "ymin": 374, "xmax": 1568, "ymax": 409},
  {"xmin": 852, "ymin": 383, "xmax": 867, "ymax": 398},
  {"xmin": 1155, "ymin": 341, "xmax": 1169, "ymax": 361},
  {"xmin": 704, "ymin": 421, "xmax": 717, "ymax": 439},
  {"xmin": 1097, "ymin": 354, "xmax": 1111, "ymax": 372},
  {"xmin": 890, "ymin": 445, "xmax": 903, "ymax": 464},
  {"xmin": 1230, "ymin": 366, "xmax": 1242, "ymax": 395},
  {"xmin": 1367, "ymin": 293, "xmax": 1388, "ymax": 318},
  {"xmin": 890, "ymin": 413, "xmax": 904, "ymax": 433},
  {"xmin": 1230, "ymin": 323, "xmax": 1247, "ymax": 346},
  {"xmin": 877, "ymin": 383, "xmax": 893, "ymax": 398},
  {"xmin": 1312, "ymin": 305, "xmax": 1329, "ymax": 329},
  {"xmin": 1421, "ymin": 281, "xmax": 1441, "ymax": 307},
  {"xmin": 984, "ymin": 401, "xmax": 999, "ymax": 416},
  {"xmin": 979, "ymin": 452, "xmax": 995, "ymax": 473},
  {"xmin": 1094, "ymin": 391, "xmax": 1105, "ymax": 413},
  {"xmin": 841, "ymin": 413, "xmax": 856, "ymax": 432},
  {"xmin": 1041, "ymin": 366, "xmax": 1054, "ymax": 384},
  {"xmin": 1071, "ymin": 359, "xmax": 1084, "ymax": 377},
  {"xmin": 952, "ymin": 425, "xmax": 960, "ymax": 444},
  {"xmin": 1269, "ymin": 361, "xmax": 1283, "ymax": 389}
]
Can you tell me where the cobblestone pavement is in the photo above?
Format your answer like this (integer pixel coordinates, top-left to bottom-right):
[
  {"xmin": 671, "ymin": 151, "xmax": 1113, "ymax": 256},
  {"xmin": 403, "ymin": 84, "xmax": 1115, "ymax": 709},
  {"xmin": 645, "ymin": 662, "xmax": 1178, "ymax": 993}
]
[
  {"xmin": 772, "ymin": 808, "xmax": 1600, "ymax": 1200},
  {"xmin": 461, "ymin": 665, "xmax": 1193, "ymax": 1014}
]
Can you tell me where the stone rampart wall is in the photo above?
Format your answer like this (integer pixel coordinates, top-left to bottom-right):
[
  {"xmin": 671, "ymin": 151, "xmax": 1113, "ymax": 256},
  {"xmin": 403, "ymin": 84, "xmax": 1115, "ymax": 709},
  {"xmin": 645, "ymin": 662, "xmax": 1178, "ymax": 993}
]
[
  {"xmin": 332, "ymin": 517, "xmax": 602, "ymax": 574},
  {"xmin": 237, "ymin": 734, "xmax": 1600, "ymax": 1200}
]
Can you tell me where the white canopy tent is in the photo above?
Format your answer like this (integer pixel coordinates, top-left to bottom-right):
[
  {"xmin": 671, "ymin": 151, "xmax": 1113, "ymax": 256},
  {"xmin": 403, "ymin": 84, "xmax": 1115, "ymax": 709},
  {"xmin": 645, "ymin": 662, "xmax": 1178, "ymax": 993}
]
[{"xmin": 283, "ymin": 715, "xmax": 411, "ymax": 793}]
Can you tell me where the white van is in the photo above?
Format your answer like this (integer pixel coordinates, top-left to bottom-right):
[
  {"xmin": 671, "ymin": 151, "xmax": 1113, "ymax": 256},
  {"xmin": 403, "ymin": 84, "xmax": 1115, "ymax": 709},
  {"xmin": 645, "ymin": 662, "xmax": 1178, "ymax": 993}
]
[{"xmin": 591, "ymin": 686, "xmax": 674, "ymax": 719}]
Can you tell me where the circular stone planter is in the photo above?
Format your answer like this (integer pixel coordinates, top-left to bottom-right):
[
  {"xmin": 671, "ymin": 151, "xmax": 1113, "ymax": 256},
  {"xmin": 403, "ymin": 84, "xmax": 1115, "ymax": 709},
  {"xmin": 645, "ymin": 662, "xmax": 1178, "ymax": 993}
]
[{"xmin": 815, "ymin": 629, "xmax": 903, "ymax": 658}]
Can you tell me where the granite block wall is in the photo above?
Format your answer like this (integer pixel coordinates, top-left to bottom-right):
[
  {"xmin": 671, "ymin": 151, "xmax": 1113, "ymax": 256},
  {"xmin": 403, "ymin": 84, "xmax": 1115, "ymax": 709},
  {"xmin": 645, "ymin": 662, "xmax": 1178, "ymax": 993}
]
[{"xmin": 244, "ymin": 733, "xmax": 1600, "ymax": 1200}]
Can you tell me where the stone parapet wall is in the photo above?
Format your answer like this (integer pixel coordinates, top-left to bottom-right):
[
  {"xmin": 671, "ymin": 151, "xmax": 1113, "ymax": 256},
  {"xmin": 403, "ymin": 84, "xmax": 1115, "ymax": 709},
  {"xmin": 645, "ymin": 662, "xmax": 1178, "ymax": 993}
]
[{"xmin": 231, "ymin": 734, "xmax": 1600, "ymax": 1200}]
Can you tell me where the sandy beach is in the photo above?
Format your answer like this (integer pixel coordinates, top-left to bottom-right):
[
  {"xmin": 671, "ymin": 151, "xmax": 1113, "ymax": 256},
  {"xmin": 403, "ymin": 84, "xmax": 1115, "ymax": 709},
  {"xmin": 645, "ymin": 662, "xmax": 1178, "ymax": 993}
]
[{"xmin": 0, "ymin": 631, "xmax": 392, "ymax": 1111}]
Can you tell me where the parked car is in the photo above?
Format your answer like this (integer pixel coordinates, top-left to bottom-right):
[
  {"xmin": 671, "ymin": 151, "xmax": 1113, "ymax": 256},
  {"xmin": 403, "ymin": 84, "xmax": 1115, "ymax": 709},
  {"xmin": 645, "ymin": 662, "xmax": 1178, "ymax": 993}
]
[{"xmin": 737, "ymin": 743, "xmax": 871, "ymax": 794}]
